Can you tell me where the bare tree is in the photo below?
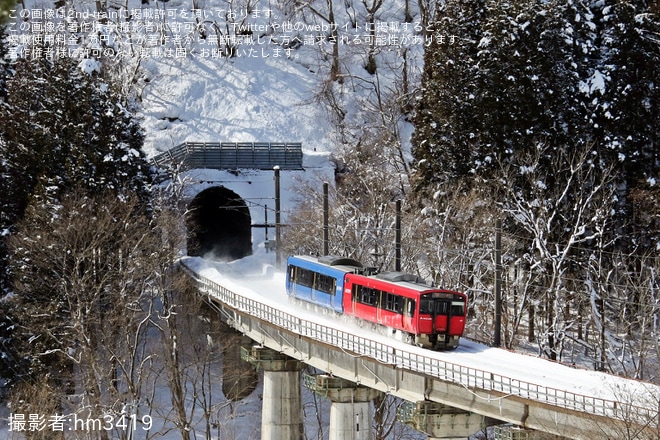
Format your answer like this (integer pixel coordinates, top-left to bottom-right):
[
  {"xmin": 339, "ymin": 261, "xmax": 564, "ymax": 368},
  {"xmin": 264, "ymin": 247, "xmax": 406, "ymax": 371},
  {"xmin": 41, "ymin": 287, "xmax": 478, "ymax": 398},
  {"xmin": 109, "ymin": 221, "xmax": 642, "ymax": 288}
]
[
  {"xmin": 283, "ymin": 139, "xmax": 405, "ymax": 269},
  {"xmin": 495, "ymin": 143, "xmax": 616, "ymax": 361},
  {"xmin": 8, "ymin": 377, "xmax": 66, "ymax": 440},
  {"xmin": 584, "ymin": 250, "xmax": 660, "ymax": 380},
  {"xmin": 361, "ymin": 0, "xmax": 383, "ymax": 74},
  {"xmin": 406, "ymin": 183, "xmax": 497, "ymax": 341},
  {"xmin": 281, "ymin": 0, "xmax": 342, "ymax": 79},
  {"xmin": 8, "ymin": 189, "xmax": 159, "ymax": 439}
]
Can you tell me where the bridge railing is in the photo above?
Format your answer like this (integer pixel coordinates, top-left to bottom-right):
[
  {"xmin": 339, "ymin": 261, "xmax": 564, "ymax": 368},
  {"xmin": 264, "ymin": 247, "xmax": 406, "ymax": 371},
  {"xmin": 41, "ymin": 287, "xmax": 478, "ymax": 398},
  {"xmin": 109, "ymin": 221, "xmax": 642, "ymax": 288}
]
[
  {"xmin": 152, "ymin": 142, "xmax": 304, "ymax": 170},
  {"xmin": 181, "ymin": 261, "xmax": 658, "ymax": 424}
]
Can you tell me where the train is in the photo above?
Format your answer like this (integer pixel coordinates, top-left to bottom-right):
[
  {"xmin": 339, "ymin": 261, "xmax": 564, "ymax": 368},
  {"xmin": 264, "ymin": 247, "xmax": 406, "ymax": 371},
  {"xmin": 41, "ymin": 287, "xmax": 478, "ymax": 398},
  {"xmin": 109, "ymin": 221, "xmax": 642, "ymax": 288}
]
[{"xmin": 285, "ymin": 255, "xmax": 468, "ymax": 350}]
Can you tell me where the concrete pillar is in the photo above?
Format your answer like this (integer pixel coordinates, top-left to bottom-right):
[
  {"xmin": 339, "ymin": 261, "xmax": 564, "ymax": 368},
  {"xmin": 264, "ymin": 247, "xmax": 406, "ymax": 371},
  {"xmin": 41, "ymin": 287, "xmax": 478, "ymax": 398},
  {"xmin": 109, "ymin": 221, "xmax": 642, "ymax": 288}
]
[
  {"xmin": 241, "ymin": 346, "xmax": 304, "ymax": 440},
  {"xmin": 222, "ymin": 334, "xmax": 258, "ymax": 401},
  {"xmin": 262, "ymin": 369, "xmax": 304, "ymax": 440},
  {"xmin": 398, "ymin": 401, "xmax": 494, "ymax": 440},
  {"xmin": 329, "ymin": 399, "xmax": 371, "ymax": 440},
  {"xmin": 304, "ymin": 374, "xmax": 382, "ymax": 440}
]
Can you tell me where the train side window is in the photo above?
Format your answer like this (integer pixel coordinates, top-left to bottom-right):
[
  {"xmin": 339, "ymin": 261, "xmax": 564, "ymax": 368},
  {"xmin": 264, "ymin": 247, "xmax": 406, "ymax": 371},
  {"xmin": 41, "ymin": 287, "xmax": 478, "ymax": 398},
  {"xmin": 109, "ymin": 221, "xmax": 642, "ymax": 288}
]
[
  {"xmin": 383, "ymin": 293, "xmax": 404, "ymax": 314},
  {"xmin": 298, "ymin": 268, "xmax": 314, "ymax": 288},
  {"xmin": 367, "ymin": 288, "xmax": 378, "ymax": 306},
  {"xmin": 384, "ymin": 293, "xmax": 394, "ymax": 311},
  {"xmin": 316, "ymin": 273, "xmax": 335, "ymax": 295},
  {"xmin": 394, "ymin": 296, "xmax": 404, "ymax": 314},
  {"xmin": 359, "ymin": 286, "xmax": 370, "ymax": 304},
  {"xmin": 359, "ymin": 287, "xmax": 377, "ymax": 306},
  {"xmin": 354, "ymin": 285, "xmax": 381, "ymax": 307}
]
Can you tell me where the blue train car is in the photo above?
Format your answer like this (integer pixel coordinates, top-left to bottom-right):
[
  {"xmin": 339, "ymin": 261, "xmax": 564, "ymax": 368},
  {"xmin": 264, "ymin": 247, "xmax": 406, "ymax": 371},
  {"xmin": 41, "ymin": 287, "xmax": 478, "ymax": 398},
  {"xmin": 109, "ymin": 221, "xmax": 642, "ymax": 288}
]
[{"xmin": 285, "ymin": 255, "xmax": 363, "ymax": 313}]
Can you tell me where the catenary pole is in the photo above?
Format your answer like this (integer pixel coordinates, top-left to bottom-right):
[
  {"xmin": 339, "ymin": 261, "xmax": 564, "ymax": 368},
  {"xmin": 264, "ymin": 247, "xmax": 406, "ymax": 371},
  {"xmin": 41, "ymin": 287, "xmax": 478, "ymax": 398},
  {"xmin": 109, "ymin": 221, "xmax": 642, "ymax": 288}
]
[
  {"xmin": 494, "ymin": 219, "xmax": 502, "ymax": 347},
  {"xmin": 274, "ymin": 166, "xmax": 281, "ymax": 266},
  {"xmin": 323, "ymin": 182, "xmax": 329, "ymax": 256},
  {"xmin": 395, "ymin": 200, "xmax": 401, "ymax": 272}
]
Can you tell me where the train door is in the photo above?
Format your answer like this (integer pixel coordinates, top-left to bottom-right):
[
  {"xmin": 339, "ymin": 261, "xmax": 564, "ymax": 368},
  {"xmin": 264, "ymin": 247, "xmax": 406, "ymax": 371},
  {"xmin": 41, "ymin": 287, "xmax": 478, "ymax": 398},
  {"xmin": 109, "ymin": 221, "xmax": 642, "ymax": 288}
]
[
  {"xmin": 448, "ymin": 299, "xmax": 466, "ymax": 336},
  {"xmin": 376, "ymin": 290, "xmax": 383, "ymax": 324},
  {"xmin": 402, "ymin": 298, "xmax": 415, "ymax": 333},
  {"xmin": 419, "ymin": 294, "xmax": 452, "ymax": 341},
  {"xmin": 348, "ymin": 281, "xmax": 358, "ymax": 315}
]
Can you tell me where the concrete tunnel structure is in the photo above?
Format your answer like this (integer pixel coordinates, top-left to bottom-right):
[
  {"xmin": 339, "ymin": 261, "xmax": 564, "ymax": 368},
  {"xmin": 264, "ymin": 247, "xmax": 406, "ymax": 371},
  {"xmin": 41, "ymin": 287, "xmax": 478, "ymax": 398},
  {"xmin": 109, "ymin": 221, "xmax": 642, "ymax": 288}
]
[{"xmin": 186, "ymin": 186, "xmax": 253, "ymax": 260}]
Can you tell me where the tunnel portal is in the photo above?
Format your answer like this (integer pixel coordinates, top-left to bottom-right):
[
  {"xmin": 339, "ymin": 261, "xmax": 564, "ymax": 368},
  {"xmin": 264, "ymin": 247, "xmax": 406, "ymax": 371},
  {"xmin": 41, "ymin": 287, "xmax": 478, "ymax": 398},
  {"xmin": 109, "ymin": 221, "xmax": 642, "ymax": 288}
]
[{"xmin": 186, "ymin": 186, "xmax": 252, "ymax": 261}]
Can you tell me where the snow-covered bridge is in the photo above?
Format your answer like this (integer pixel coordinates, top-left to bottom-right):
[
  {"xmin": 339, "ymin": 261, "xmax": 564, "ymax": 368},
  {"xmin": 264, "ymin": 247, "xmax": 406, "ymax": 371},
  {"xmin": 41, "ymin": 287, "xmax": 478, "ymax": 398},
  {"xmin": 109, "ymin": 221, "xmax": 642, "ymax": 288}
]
[{"xmin": 180, "ymin": 256, "xmax": 660, "ymax": 440}]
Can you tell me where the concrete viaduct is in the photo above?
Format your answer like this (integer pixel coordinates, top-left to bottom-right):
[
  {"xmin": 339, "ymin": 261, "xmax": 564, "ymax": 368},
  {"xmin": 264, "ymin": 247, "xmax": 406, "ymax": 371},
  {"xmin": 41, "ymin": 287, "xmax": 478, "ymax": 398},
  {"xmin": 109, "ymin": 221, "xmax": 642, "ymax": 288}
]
[{"xmin": 181, "ymin": 261, "xmax": 660, "ymax": 440}]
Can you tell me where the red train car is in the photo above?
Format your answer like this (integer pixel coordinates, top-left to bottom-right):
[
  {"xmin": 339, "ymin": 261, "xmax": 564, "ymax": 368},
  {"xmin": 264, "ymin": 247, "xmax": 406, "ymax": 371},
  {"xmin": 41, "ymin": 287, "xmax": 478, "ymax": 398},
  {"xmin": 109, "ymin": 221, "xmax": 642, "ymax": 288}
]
[{"xmin": 343, "ymin": 271, "xmax": 467, "ymax": 350}]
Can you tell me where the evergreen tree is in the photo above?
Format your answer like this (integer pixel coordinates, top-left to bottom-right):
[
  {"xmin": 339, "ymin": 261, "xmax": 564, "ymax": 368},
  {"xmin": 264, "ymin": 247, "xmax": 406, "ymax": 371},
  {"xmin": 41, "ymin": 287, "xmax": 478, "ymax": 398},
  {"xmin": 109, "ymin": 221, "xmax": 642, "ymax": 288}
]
[
  {"xmin": 0, "ymin": 55, "xmax": 152, "ymax": 384},
  {"xmin": 0, "ymin": 0, "xmax": 16, "ymax": 24},
  {"xmin": 1, "ymin": 54, "xmax": 150, "ymax": 290},
  {"xmin": 0, "ymin": 25, "xmax": 13, "ymax": 281},
  {"xmin": 413, "ymin": 0, "xmax": 600, "ymax": 188},
  {"xmin": 0, "ymin": 57, "xmax": 150, "ymax": 208},
  {"xmin": 411, "ymin": 0, "xmax": 660, "ymax": 360},
  {"xmin": 0, "ymin": 26, "xmax": 9, "ymax": 100},
  {"xmin": 411, "ymin": 0, "xmax": 488, "ymax": 188},
  {"xmin": 412, "ymin": 0, "xmax": 660, "ymax": 248},
  {"xmin": 592, "ymin": 0, "xmax": 660, "ymax": 248},
  {"xmin": 593, "ymin": 0, "xmax": 660, "ymax": 178},
  {"xmin": 0, "ymin": 27, "xmax": 16, "ymax": 381}
]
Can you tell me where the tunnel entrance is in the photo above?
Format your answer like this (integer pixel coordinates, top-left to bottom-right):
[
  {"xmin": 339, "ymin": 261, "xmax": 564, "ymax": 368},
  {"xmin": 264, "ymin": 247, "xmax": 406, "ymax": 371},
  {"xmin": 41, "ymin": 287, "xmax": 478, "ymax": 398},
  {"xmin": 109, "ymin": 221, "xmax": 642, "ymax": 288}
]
[{"xmin": 186, "ymin": 186, "xmax": 252, "ymax": 261}]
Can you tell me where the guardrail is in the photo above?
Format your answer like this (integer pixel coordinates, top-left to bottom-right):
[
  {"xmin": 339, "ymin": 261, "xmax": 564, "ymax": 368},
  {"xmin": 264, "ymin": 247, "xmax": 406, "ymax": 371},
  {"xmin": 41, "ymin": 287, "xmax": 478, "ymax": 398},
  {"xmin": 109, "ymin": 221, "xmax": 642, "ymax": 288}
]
[
  {"xmin": 152, "ymin": 142, "xmax": 304, "ymax": 170},
  {"xmin": 180, "ymin": 261, "xmax": 658, "ymax": 424}
]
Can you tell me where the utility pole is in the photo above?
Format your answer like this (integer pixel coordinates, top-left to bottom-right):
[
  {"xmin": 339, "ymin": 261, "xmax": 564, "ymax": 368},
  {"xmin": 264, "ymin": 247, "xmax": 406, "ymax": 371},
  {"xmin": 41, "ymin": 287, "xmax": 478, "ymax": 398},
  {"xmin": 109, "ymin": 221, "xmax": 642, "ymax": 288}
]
[
  {"xmin": 264, "ymin": 205, "xmax": 269, "ymax": 251},
  {"xmin": 494, "ymin": 219, "xmax": 502, "ymax": 347},
  {"xmin": 323, "ymin": 182, "xmax": 329, "ymax": 256},
  {"xmin": 395, "ymin": 200, "xmax": 401, "ymax": 272},
  {"xmin": 274, "ymin": 166, "xmax": 281, "ymax": 266}
]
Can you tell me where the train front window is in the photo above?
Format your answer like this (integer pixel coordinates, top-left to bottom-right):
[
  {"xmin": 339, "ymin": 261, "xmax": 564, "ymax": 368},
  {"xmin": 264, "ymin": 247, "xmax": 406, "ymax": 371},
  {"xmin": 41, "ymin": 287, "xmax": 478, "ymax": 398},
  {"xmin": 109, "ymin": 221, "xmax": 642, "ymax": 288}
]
[
  {"xmin": 420, "ymin": 298, "xmax": 433, "ymax": 314},
  {"xmin": 451, "ymin": 301, "xmax": 464, "ymax": 316},
  {"xmin": 420, "ymin": 295, "xmax": 450, "ymax": 315}
]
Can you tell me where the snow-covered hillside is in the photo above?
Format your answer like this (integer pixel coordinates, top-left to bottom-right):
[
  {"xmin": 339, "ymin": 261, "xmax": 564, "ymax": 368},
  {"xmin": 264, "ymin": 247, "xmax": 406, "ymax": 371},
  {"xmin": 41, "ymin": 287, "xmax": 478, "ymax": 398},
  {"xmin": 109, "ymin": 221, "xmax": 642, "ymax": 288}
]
[
  {"xmin": 111, "ymin": 0, "xmax": 427, "ymax": 158},
  {"xmin": 6, "ymin": 0, "xmax": 425, "ymax": 157},
  {"xmin": 139, "ymin": 55, "xmax": 337, "ymax": 154}
]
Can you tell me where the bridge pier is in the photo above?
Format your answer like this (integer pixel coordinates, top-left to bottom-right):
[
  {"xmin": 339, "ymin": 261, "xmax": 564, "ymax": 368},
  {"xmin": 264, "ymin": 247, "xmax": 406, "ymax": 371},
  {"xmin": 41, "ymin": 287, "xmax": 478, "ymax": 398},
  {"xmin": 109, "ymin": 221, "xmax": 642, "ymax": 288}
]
[
  {"xmin": 241, "ymin": 346, "xmax": 304, "ymax": 440},
  {"xmin": 398, "ymin": 401, "xmax": 494, "ymax": 440},
  {"xmin": 222, "ymin": 333, "xmax": 258, "ymax": 401},
  {"xmin": 304, "ymin": 374, "xmax": 382, "ymax": 440}
]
